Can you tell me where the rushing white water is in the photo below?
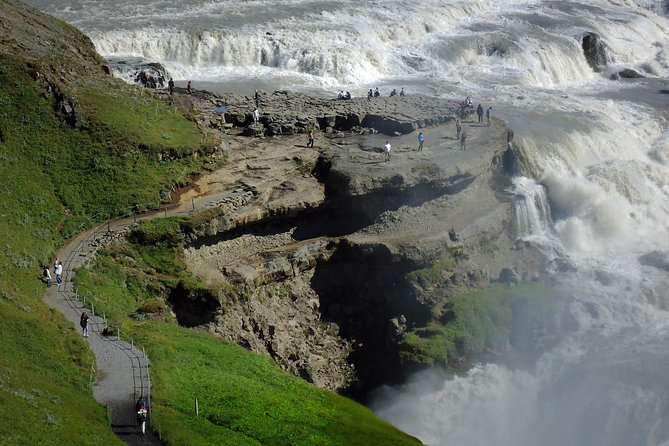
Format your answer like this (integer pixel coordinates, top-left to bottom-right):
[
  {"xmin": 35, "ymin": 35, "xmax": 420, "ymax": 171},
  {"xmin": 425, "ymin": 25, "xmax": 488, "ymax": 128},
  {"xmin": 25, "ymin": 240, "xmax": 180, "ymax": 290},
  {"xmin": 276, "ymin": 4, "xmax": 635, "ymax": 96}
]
[{"xmin": 25, "ymin": 0, "xmax": 669, "ymax": 444}]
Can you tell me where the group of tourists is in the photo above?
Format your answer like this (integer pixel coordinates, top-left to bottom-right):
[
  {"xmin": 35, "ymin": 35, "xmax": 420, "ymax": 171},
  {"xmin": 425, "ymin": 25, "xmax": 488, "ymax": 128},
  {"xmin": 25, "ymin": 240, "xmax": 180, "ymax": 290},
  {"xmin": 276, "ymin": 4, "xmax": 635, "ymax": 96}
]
[
  {"xmin": 337, "ymin": 91, "xmax": 352, "ymax": 100},
  {"xmin": 43, "ymin": 259, "xmax": 63, "ymax": 288},
  {"xmin": 376, "ymin": 95, "xmax": 493, "ymax": 158},
  {"xmin": 475, "ymin": 103, "xmax": 493, "ymax": 127},
  {"xmin": 367, "ymin": 87, "xmax": 406, "ymax": 98}
]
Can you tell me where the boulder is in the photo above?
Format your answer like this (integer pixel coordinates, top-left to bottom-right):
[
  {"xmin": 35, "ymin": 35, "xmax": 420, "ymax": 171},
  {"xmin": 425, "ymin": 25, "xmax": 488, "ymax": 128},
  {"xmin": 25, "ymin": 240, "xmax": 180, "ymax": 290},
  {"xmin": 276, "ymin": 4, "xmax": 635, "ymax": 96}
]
[
  {"xmin": 498, "ymin": 267, "xmax": 519, "ymax": 285},
  {"xmin": 639, "ymin": 251, "xmax": 669, "ymax": 273},
  {"xmin": 582, "ymin": 32, "xmax": 607, "ymax": 72},
  {"xmin": 243, "ymin": 123, "xmax": 265, "ymax": 137},
  {"xmin": 106, "ymin": 57, "xmax": 168, "ymax": 88},
  {"xmin": 266, "ymin": 122, "xmax": 283, "ymax": 136},
  {"xmin": 616, "ymin": 68, "xmax": 645, "ymax": 79},
  {"xmin": 360, "ymin": 115, "xmax": 417, "ymax": 135},
  {"xmin": 317, "ymin": 116, "xmax": 337, "ymax": 129}
]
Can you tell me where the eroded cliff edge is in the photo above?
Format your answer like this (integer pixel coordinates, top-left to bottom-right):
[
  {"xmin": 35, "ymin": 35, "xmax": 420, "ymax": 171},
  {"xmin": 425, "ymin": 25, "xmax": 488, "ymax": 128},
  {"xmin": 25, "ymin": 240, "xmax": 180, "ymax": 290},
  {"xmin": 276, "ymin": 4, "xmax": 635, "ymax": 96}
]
[{"xmin": 164, "ymin": 90, "xmax": 547, "ymax": 398}]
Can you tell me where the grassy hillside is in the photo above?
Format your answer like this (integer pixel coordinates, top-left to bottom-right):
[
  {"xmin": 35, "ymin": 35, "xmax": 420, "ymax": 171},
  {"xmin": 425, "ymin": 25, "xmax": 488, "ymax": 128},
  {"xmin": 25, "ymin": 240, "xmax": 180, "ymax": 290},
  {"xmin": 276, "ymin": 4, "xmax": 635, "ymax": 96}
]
[
  {"xmin": 0, "ymin": 1, "xmax": 219, "ymax": 441},
  {"xmin": 73, "ymin": 219, "xmax": 423, "ymax": 446},
  {"xmin": 0, "ymin": 54, "xmax": 217, "ymax": 443},
  {"xmin": 0, "ymin": 2, "xmax": 421, "ymax": 444}
]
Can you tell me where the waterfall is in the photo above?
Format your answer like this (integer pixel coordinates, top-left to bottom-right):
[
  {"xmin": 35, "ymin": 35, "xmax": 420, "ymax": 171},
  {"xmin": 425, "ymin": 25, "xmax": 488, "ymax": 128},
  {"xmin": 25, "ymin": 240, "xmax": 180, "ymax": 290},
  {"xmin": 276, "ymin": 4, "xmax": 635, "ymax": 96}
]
[{"xmin": 511, "ymin": 177, "xmax": 552, "ymax": 240}]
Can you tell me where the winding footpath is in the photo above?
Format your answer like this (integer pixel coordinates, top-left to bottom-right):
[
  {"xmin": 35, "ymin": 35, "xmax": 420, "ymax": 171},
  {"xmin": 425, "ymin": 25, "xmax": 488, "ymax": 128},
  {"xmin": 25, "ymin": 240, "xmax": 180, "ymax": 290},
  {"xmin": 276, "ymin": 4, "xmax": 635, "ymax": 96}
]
[
  {"xmin": 40, "ymin": 134, "xmax": 308, "ymax": 445},
  {"xmin": 45, "ymin": 218, "xmax": 163, "ymax": 445}
]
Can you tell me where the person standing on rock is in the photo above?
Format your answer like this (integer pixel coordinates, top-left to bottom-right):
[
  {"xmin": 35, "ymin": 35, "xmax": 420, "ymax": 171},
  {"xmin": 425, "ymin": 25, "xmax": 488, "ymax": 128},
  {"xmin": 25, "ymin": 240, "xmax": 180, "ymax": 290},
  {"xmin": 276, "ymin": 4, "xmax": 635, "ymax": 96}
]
[
  {"xmin": 460, "ymin": 131, "xmax": 467, "ymax": 150},
  {"xmin": 307, "ymin": 130, "xmax": 315, "ymax": 148},
  {"xmin": 252, "ymin": 108, "xmax": 260, "ymax": 124},
  {"xmin": 417, "ymin": 132, "xmax": 425, "ymax": 151},
  {"xmin": 383, "ymin": 140, "xmax": 392, "ymax": 161},
  {"xmin": 187, "ymin": 81, "xmax": 193, "ymax": 95},
  {"xmin": 476, "ymin": 104, "xmax": 483, "ymax": 123},
  {"xmin": 456, "ymin": 117, "xmax": 462, "ymax": 140},
  {"xmin": 168, "ymin": 78, "xmax": 174, "ymax": 95},
  {"xmin": 486, "ymin": 106, "xmax": 493, "ymax": 127},
  {"xmin": 80, "ymin": 312, "xmax": 89, "ymax": 337},
  {"xmin": 255, "ymin": 89, "xmax": 260, "ymax": 109}
]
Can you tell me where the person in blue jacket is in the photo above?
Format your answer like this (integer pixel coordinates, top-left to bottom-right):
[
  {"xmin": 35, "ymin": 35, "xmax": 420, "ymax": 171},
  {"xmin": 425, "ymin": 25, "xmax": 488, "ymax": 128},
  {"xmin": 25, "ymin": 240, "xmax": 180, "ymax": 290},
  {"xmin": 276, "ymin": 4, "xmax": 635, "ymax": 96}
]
[{"xmin": 417, "ymin": 132, "xmax": 425, "ymax": 151}]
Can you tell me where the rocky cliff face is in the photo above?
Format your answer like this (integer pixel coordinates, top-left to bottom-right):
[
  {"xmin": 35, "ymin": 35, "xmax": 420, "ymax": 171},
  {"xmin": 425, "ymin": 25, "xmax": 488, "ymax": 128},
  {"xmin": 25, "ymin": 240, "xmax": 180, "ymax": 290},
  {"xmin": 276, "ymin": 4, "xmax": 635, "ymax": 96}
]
[{"xmin": 173, "ymin": 93, "xmax": 546, "ymax": 397}]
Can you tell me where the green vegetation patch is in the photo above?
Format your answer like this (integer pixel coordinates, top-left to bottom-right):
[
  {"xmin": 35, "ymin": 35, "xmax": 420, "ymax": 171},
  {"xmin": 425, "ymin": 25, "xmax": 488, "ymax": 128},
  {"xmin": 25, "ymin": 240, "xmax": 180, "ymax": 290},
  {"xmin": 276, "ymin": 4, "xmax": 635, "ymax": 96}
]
[
  {"xmin": 0, "ymin": 46, "xmax": 219, "ymax": 443},
  {"xmin": 400, "ymin": 284, "xmax": 561, "ymax": 369},
  {"xmin": 405, "ymin": 256, "xmax": 457, "ymax": 290}
]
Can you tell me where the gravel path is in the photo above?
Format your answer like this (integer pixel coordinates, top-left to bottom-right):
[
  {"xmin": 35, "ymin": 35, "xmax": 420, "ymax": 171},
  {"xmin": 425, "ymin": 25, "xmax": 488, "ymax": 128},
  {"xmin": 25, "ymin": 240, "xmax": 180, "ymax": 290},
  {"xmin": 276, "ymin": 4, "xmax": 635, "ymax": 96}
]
[{"xmin": 45, "ymin": 221, "xmax": 163, "ymax": 445}]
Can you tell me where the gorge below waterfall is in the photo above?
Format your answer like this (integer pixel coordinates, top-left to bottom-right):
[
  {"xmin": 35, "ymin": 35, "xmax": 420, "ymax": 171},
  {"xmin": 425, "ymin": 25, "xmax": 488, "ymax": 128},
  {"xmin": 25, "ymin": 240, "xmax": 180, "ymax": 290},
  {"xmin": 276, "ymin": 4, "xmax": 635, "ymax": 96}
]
[{"xmin": 26, "ymin": 0, "xmax": 669, "ymax": 444}]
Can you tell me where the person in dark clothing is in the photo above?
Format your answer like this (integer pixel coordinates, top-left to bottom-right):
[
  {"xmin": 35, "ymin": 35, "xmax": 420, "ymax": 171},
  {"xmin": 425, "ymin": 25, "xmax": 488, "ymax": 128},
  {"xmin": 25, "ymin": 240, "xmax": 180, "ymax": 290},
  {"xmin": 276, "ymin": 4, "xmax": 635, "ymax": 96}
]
[
  {"xmin": 187, "ymin": 81, "xmax": 193, "ymax": 95},
  {"xmin": 168, "ymin": 78, "xmax": 174, "ymax": 95},
  {"xmin": 80, "ymin": 312, "xmax": 89, "ymax": 337},
  {"xmin": 476, "ymin": 104, "xmax": 484, "ymax": 123},
  {"xmin": 307, "ymin": 130, "xmax": 315, "ymax": 148}
]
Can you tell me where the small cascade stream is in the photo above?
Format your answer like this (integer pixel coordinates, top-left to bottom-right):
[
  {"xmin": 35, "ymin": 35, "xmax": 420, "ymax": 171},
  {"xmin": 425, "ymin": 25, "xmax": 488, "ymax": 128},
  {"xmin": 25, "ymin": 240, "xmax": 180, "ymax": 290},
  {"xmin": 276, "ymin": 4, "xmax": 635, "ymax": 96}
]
[{"xmin": 511, "ymin": 177, "xmax": 552, "ymax": 240}]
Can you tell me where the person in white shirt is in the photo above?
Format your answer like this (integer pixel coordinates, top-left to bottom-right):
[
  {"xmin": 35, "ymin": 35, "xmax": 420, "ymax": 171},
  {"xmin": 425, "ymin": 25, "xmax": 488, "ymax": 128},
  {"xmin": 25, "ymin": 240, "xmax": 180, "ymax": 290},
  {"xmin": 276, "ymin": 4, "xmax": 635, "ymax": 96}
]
[
  {"xmin": 383, "ymin": 141, "xmax": 392, "ymax": 161},
  {"xmin": 55, "ymin": 261, "xmax": 63, "ymax": 284}
]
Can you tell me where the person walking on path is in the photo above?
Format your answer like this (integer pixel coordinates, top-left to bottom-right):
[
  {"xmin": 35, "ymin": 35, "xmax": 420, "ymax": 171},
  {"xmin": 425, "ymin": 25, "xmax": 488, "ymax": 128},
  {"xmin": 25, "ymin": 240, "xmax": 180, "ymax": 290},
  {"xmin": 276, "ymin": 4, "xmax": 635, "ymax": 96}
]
[
  {"xmin": 486, "ymin": 106, "xmax": 493, "ymax": 127},
  {"xmin": 455, "ymin": 117, "xmax": 462, "ymax": 140},
  {"xmin": 417, "ymin": 132, "xmax": 425, "ymax": 151},
  {"xmin": 80, "ymin": 312, "xmax": 90, "ymax": 337},
  {"xmin": 43, "ymin": 266, "xmax": 51, "ymax": 287},
  {"xmin": 186, "ymin": 81, "xmax": 193, "ymax": 95},
  {"xmin": 460, "ymin": 131, "xmax": 467, "ymax": 150},
  {"xmin": 55, "ymin": 261, "xmax": 63, "ymax": 285},
  {"xmin": 476, "ymin": 104, "xmax": 483, "ymax": 123},
  {"xmin": 168, "ymin": 78, "xmax": 174, "ymax": 95},
  {"xmin": 383, "ymin": 140, "xmax": 392, "ymax": 161},
  {"xmin": 307, "ymin": 130, "xmax": 315, "ymax": 148}
]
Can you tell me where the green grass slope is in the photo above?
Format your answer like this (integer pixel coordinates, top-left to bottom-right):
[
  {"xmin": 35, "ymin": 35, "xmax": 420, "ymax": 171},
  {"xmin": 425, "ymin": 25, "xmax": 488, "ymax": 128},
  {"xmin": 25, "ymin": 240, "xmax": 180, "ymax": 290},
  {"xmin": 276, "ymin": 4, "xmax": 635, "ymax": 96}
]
[
  {"xmin": 0, "ymin": 1, "xmax": 216, "ymax": 441},
  {"xmin": 0, "ymin": 2, "xmax": 421, "ymax": 444}
]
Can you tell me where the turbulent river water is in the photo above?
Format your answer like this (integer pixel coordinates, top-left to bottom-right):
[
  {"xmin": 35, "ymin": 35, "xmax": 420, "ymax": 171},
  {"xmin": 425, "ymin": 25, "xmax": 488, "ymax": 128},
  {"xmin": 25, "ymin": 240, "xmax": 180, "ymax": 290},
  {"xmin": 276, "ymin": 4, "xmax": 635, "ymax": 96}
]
[{"xmin": 26, "ymin": 0, "xmax": 669, "ymax": 444}]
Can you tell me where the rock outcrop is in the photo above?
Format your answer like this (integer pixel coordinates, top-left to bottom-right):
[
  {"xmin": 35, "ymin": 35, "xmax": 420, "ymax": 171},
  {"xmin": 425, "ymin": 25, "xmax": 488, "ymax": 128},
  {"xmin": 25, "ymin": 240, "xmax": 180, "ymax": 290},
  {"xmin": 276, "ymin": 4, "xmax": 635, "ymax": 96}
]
[
  {"xmin": 164, "ymin": 89, "xmax": 461, "ymax": 136},
  {"xmin": 175, "ymin": 94, "xmax": 548, "ymax": 396},
  {"xmin": 610, "ymin": 68, "xmax": 645, "ymax": 80},
  {"xmin": 582, "ymin": 32, "xmax": 607, "ymax": 72}
]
